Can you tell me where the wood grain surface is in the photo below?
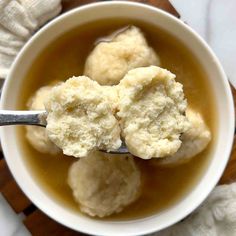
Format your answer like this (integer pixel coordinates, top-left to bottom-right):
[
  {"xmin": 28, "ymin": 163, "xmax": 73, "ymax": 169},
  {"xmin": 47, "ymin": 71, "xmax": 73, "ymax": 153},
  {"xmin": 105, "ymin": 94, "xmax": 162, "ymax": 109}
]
[{"xmin": 0, "ymin": 0, "xmax": 235, "ymax": 235}]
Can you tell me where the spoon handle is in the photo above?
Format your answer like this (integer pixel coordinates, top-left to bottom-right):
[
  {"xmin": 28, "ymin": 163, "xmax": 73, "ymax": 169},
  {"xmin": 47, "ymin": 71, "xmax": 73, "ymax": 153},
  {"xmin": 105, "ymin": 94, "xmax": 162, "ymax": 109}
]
[
  {"xmin": 0, "ymin": 110, "xmax": 130, "ymax": 154},
  {"xmin": 0, "ymin": 110, "xmax": 47, "ymax": 127}
]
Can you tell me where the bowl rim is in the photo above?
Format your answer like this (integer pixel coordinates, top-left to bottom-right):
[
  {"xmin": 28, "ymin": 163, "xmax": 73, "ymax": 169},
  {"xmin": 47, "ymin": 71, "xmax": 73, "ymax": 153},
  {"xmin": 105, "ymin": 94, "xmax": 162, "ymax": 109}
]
[{"xmin": 0, "ymin": 1, "xmax": 235, "ymax": 235}]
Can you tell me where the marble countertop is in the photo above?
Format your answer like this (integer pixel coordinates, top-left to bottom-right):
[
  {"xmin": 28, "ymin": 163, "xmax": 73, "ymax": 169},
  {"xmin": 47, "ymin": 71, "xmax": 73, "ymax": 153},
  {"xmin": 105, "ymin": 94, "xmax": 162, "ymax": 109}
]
[{"xmin": 170, "ymin": 0, "xmax": 236, "ymax": 87}]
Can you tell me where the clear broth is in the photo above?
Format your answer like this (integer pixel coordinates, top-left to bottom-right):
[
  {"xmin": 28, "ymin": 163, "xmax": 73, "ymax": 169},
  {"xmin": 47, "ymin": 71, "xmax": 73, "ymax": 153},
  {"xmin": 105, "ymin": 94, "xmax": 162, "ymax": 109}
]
[{"xmin": 17, "ymin": 19, "xmax": 216, "ymax": 220}]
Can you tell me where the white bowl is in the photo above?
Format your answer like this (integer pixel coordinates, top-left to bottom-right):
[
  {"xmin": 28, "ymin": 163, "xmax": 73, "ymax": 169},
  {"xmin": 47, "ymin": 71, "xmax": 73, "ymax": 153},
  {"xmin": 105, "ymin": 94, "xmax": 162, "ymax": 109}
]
[{"xmin": 0, "ymin": 2, "xmax": 234, "ymax": 236}]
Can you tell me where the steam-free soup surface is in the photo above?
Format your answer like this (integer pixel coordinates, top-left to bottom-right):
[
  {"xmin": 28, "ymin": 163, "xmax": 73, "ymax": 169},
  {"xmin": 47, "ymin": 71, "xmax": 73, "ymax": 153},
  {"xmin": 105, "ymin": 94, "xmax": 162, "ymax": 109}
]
[{"xmin": 17, "ymin": 19, "xmax": 216, "ymax": 220}]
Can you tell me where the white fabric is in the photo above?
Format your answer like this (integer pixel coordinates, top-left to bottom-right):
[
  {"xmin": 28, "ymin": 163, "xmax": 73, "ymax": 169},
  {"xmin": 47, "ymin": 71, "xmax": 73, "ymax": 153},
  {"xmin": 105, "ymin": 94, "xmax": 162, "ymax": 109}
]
[
  {"xmin": 154, "ymin": 183, "xmax": 236, "ymax": 236},
  {"xmin": 0, "ymin": 0, "xmax": 61, "ymax": 78}
]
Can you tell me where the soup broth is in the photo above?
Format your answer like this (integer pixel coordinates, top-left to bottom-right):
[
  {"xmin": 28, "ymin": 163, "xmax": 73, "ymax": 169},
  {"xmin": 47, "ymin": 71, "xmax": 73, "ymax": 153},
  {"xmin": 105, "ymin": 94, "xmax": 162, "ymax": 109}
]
[{"xmin": 17, "ymin": 19, "xmax": 216, "ymax": 220}]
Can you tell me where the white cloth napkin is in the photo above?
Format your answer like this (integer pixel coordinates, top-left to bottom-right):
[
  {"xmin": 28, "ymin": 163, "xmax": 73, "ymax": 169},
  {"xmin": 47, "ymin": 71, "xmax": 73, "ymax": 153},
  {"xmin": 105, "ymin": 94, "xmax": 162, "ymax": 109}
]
[
  {"xmin": 0, "ymin": 1, "xmax": 236, "ymax": 236},
  {"xmin": 155, "ymin": 183, "xmax": 236, "ymax": 236},
  {"xmin": 0, "ymin": 0, "xmax": 61, "ymax": 78}
]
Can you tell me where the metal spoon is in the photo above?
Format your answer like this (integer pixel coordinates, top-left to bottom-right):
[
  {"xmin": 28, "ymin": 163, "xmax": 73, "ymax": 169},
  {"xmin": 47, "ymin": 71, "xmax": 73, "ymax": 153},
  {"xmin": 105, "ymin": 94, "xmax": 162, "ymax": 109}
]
[{"xmin": 0, "ymin": 110, "xmax": 129, "ymax": 154}]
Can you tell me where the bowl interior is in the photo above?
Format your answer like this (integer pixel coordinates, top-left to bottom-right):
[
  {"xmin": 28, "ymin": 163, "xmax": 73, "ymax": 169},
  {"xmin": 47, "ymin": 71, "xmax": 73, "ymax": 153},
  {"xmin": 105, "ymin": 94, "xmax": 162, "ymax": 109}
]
[{"xmin": 0, "ymin": 2, "xmax": 234, "ymax": 236}]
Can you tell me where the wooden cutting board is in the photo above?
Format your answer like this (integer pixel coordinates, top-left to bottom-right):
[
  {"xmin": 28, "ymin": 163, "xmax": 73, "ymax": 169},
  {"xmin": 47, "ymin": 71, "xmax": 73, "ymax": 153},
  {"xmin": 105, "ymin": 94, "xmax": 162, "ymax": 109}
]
[{"xmin": 0, "ymin": 0, "xmax": 235, "ymax": 235}]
